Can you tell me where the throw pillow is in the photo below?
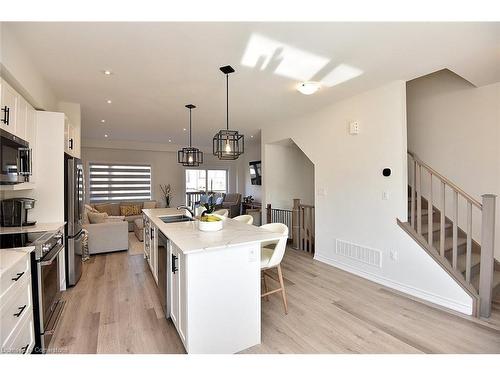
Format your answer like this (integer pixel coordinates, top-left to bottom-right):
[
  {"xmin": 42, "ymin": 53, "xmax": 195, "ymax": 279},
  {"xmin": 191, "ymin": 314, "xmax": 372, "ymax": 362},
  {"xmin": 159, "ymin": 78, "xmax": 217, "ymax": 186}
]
[
  {"xmin": 143, "ymin": 201, "xmax": 157, "ymax": 209},
  {"xmin": 120, "ymin": 204, "xmax": 142, "ymax": 216},
  {"xmin": 87, "ymin": 211, "xmax": 108, "ymax": 224},
  {"xmin": 95, "ymin": 203, "xmax": 120, "ymax": 216}
]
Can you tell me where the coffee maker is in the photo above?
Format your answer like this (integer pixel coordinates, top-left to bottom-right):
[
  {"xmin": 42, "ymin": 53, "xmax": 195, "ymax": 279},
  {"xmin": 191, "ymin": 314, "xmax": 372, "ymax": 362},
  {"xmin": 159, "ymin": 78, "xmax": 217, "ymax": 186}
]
[{"xmin": 0, "ymin": 198, "xmax": 37, "ymax": 227}]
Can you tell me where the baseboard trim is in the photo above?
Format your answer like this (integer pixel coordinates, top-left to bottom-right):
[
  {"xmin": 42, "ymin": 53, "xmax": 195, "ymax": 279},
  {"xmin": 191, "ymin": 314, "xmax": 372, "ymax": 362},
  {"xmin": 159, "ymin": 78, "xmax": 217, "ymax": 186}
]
[{"xmin": 314, "ymin": 253, "xmax": 473, "ymax": 315}]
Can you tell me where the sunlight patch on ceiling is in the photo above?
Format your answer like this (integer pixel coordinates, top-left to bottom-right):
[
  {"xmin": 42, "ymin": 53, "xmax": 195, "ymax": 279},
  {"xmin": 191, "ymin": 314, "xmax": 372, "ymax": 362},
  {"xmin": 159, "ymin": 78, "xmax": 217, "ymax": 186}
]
[
  {"xmin": 241, "ymin": 33, "xmax": 364, "ymax": 89},
  {"xmin": 321, "ymin": 64, "xmax": 363, "ymax": 87},
  {"xmin": 241, "ymin": 33, "xmax": 330, "ymax": 81}
]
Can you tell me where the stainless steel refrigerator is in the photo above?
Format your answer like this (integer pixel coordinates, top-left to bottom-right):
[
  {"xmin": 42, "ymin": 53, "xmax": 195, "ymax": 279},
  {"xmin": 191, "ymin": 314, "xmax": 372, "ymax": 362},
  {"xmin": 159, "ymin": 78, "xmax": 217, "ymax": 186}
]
[{"xmin": 64, "ymin": 154, "xmax": 84, "ymax": 287}]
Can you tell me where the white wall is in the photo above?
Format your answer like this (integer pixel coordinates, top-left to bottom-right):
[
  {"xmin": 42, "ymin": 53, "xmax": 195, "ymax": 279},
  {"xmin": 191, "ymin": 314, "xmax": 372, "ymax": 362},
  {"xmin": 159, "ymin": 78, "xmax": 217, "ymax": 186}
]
[
  {"xmin": 235, "ymin": 139, "xmax": 262, "ymax": 203},
  {"xmin": 265, "ymin": 140, "xmax": 314, "ymax": 209},
  {"xmin": 0, "ymin": 23, "xmax": 57, "ymax": 110},
  {"xmin": 407, "ymin": 70, "xmax": 500, "ymax": 259},
  {"xmin": 262, "ymin": 81, "xmax": 474, "ymax": 314},
  {"xmin": 81, "ymin": 143, "xmax": 243, "ymax": 208}
]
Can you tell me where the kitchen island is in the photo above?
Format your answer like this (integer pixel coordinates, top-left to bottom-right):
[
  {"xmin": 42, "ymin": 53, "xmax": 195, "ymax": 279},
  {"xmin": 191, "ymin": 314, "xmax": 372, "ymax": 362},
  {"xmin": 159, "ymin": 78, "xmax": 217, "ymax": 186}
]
[{"xmin": 142, "ymin": 208, "xmax": 285, "ymax": 354}]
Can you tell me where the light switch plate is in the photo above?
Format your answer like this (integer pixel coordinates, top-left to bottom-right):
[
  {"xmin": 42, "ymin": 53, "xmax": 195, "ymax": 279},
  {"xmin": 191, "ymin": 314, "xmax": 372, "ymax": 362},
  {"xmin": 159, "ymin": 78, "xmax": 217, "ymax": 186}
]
[{"xmin": 349, "ymin": 121, "xmax": 360, "ymax": 135}]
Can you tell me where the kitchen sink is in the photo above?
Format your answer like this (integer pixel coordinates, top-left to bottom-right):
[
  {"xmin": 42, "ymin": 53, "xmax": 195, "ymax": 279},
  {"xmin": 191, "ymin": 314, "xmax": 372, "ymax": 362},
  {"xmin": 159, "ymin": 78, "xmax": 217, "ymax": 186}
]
[{"xmin": 159, "ymin": 215, "xmax": 194, "ymax": 223}]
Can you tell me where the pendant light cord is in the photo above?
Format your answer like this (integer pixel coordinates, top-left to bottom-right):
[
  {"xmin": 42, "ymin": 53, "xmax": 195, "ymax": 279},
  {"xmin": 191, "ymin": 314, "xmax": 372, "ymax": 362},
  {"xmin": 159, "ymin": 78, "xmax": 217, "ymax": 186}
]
[
  {"xmin": 226, "ymin": 73, "xmax": 229, "ymax": 131},
  {"xmin": 189, "ymin": 107, "xmax": 192, "ymax": 147}
]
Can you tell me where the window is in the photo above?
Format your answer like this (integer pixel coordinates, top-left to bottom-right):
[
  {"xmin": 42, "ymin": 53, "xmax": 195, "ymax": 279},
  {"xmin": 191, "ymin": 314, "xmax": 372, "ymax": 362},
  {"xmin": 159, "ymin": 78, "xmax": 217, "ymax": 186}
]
[
  {"xmin": 185, "ymin": 169, "xmax": 227, "ymax": 194},
  {"xmin": 89, "ymin": 163, "xmax": 151, "ymax": 202},
  {"xmin": 207, "ymin": 170, "xmax": 227, "ymax": 193},
  {"xmin": 185, "ymin": 169, "xmax": 227, "ymax": 207}
]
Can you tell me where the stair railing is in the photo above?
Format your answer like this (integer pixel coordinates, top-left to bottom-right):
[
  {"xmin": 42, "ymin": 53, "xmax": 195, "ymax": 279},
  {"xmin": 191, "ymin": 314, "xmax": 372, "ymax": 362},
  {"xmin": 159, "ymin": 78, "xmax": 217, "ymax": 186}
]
[
  {"xmin": 407, "ymin": 151, "xmax": 496, "ymax": 317},
  {"xmin": 266, "ymin": 199, "xmax": 315, "ymax": 254}
]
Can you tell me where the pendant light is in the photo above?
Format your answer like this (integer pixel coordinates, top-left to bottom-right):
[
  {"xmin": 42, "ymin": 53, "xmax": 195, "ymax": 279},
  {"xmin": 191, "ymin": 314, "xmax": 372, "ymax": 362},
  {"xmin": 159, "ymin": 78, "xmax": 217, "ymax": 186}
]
[
  {"xmin": 213, "ymin": 65, "xmax": 244, "ymax": 160},
  {"xmin": 177, "ymin": 104, "xmax": 203, "ymax": 167}
]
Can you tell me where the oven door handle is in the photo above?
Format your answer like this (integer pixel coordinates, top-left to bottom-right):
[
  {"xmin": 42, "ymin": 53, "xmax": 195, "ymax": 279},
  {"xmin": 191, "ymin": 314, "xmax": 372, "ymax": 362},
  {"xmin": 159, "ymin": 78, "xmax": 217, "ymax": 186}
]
[{"xmin": 40, "ymin": 245, "xmax": 63, "ymax": 266}]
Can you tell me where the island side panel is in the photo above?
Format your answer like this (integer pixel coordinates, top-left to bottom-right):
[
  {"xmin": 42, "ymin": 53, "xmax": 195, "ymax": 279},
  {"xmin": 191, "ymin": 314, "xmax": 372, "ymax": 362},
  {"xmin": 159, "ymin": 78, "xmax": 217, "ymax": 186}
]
[{"xmin": 185, "ymin": 243, "xmax": 261, "ymax": 354}]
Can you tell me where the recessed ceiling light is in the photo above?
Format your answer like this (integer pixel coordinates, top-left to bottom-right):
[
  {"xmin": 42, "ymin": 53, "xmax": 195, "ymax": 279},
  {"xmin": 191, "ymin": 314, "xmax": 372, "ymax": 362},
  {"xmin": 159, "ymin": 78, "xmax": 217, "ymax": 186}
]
[
  {"xmin": 101, "ymin": 119, "xmax": 106, "ymax": 123},
  {"xmin": 104, "ymin": 134, "xmax": 109, "ymax": 138},
  {"xmin": 103, "ymin": 70, "xmax": 112, "ymax": 76},
  {"xmin": 106, "ymin": 99, "xmax": 112, "ymax": 104},
  {"xmin": 168, "ymin": 139, "xmax": 172, "ymax": 143},
  {"xmin": 183, "ymin": 128, "xmax": 187, "ymax": 131},
  {"xmin": 297, "ymin": 81, "xmax": 321, "ymax": 95},
  {"xmin": 251, "ymin": 135, "xmax": 254, "ymax": 138}
]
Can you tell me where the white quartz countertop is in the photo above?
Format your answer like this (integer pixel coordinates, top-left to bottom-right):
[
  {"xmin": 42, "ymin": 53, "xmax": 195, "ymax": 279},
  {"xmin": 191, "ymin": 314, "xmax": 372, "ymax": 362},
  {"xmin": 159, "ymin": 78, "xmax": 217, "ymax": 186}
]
[
  {"xmin": 0, "ymin": 222, "xmax": 65, "ymax": 234},
  {"xmin": 142, "ymin": 208, "xmax": 285, "ymax": 254},
  {"xmin": 0, "ymin": 247, "xmax": 35, "ymax": 277}
]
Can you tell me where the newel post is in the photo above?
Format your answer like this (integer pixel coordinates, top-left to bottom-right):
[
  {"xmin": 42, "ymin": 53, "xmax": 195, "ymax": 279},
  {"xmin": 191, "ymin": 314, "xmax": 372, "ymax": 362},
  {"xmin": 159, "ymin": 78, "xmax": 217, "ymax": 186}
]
[
  {"xmin": 292, "ymin": 199, "xmax": 301, "ymax": 249},
  {"xmin": 266, "ymin": 203, "xmax": 272, "ymax": 224},
  {"xmin": 479, "ymin": 194, "xmax": 496, "ymax": 318}
]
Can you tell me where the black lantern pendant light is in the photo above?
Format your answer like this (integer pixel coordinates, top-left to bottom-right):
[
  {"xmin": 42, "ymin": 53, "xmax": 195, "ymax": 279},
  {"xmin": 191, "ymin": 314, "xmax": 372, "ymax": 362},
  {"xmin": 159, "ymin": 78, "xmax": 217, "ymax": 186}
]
[
  {"xmin": 178, "ymin": 104, "xmax": 203, "ymax": 167},
  {"xmin": 213, "ymin": 65, "xmax": 244, "ymax": 160}
]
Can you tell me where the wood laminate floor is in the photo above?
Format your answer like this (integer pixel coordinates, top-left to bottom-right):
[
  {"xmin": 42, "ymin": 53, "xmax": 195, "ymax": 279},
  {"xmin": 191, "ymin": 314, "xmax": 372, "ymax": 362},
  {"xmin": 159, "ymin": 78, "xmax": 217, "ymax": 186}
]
[{"xmin": 50, "ymin": 237, "xmax": 500, "ymax": 354}]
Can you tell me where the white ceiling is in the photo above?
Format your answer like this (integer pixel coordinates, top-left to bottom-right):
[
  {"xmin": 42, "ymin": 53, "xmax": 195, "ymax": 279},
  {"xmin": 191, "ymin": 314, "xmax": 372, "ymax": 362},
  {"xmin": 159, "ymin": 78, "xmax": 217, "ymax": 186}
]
[{"xmin": 7, "ymin": 22, "xmax": 500, "ymax": 146}]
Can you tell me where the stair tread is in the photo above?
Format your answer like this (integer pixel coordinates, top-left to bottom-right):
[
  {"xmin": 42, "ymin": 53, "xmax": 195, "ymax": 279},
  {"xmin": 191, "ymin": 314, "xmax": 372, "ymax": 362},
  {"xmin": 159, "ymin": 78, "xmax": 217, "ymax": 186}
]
[
  {"xmin": 450, "ymin": 252, "xmax": 481, "ymax": 274},
  {"xmin": 433, "ymin": 236, "xmax": 467, "ymax": 252},
  {"xmin": 471, "ymin": 271, "xmax": 500, "ymax": 291},
  {"xmin": 420, "ymin": 221, "xmax": 451, "ymax": 234}
]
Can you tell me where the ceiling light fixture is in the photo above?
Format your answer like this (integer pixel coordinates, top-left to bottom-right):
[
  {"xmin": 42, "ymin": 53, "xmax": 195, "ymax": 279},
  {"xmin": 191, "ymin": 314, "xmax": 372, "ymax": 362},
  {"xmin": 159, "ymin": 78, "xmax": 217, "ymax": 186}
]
[
  {"xmin": 101, "ymin": 119, "xmax": 106, "ymax": 123},
  {"xmin": 103, "ymin": 70, "xmax": 112, "ymax": 76},
  {"xmin": 177, "ymin": 104, "xmax": 203, "ymax": 167},
  {"xmin": 213, "ymin": 65, "xmax": 244, "ymax": 160},
  {"xmin": 106, "ymin": 99, "xmax": 112, "ymax": 104},
  {"xmin": 104, "ymin": 134, "xmax": 109, "ymax": 138},
  {"xmin": 297, "ymin": 81, "xmax": 321, "ymax": 95}
]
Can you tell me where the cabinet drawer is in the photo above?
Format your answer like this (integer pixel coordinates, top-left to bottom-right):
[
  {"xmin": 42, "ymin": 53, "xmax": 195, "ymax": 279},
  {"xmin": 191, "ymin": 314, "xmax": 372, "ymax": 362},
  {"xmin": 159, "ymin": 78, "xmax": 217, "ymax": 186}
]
[
  {"xmin": 0, "ymin": 275, "xmax": 33, "ymax": 346},
  {"xmin": 0, "ymin": 253, "xmax": 30, "ymax": 298},
  {"xmin": 1, "ymin": 309, "xmax": 35, "ymax": 354}
]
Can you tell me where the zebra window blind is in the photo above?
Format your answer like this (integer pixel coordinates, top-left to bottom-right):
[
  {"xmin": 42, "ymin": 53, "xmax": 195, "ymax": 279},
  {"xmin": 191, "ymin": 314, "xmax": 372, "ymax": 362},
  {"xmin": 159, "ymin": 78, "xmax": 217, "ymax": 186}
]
[{"xmin": 89, "ymin": 163, "xmax": 152, "ymax": 202}]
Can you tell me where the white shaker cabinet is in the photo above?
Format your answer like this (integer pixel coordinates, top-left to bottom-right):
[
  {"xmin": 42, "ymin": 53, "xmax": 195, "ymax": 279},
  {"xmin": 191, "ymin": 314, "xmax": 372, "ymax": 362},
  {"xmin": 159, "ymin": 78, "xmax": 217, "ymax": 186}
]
[
  {"xmin": 169, "ymin": 242, "xmax": 187, "ymax": 344},
  {"xmin": 0, "ymin": 250, "xmax": 35, "ymax": 355},
  {"xmin": 0, "ymin": 78, "xmax": 18, "ymax": 134}
]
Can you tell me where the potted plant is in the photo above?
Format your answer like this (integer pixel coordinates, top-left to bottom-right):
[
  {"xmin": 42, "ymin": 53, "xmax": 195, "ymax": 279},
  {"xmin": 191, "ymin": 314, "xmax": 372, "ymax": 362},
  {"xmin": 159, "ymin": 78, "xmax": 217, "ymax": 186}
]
[
  {"xmin": 197, "ymin": 193, "xmax": 224, "ymax": 232},
  {"xmin": 160, "ymin": 184, "xmax": 173, "ymax": 208}
]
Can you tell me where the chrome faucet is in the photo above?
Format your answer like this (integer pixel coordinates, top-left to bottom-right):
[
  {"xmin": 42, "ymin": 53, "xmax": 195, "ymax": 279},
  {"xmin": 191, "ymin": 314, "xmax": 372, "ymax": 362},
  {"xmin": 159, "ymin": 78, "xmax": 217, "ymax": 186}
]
[{"xmin": 176, "ymin": 205, "xmax": 195, "ymax": 218}]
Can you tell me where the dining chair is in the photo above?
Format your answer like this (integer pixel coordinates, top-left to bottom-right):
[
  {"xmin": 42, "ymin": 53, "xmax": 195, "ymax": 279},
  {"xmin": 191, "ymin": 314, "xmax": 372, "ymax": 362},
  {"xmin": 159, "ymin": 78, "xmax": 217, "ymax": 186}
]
[
  {"xmin": 233, "ymin": 214, "xmax": 254, "ymax": 225},
  {"xmin": 213, "ymin": 208, "xmax": 229, "ymax": 218},
  {"xmin": 260, "ymin": 223, "xmax": 289, "ymax": 314}
]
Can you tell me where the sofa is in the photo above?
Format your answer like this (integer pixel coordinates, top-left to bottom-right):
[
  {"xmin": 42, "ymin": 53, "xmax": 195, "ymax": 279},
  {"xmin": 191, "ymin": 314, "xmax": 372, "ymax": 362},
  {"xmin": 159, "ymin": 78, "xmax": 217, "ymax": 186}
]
[
  {"xmin": 91, "ymin": 200, "xmax": 159, "ymax": 231},
  {"xmin": 221, "ymin": 193, "xmax": 241, "ymax": 218},
  {"xmin": 83, "ymin": 206, "xmax": 129, "ymax": 254}
]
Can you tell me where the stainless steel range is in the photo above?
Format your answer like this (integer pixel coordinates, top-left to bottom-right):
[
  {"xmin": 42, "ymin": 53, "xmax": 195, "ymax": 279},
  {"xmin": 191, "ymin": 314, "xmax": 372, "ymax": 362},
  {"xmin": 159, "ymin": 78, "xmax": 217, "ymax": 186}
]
[{"xmin": 0, "ymin": 229, "xmax": 65, "ymax": 353}]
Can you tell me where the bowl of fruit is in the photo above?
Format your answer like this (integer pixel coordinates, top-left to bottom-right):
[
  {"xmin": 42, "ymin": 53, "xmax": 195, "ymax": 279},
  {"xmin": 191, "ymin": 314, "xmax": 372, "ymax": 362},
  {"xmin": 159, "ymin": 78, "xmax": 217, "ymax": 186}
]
[
  {"xmin": 197, "ymin": 194, "xmax": 224, "ymax": 232},
  {"xmin": 198, "ymin": 214, "xmax": 224, "ymax": 232}
]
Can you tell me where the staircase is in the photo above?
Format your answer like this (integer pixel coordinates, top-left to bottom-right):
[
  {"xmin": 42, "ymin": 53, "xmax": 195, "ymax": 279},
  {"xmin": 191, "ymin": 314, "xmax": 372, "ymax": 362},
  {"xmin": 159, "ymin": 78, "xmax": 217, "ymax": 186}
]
[{"xmin": 398, "ymin": 151, "xmax": 499, "ymax": 318}]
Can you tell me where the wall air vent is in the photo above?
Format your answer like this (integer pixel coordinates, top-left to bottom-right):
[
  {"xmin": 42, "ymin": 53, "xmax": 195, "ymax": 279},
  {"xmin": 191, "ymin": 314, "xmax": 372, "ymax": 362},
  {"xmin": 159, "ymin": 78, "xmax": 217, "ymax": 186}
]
[{"xmin": 335, "ymin": 239, "xmax": 382, "ymax": 268}]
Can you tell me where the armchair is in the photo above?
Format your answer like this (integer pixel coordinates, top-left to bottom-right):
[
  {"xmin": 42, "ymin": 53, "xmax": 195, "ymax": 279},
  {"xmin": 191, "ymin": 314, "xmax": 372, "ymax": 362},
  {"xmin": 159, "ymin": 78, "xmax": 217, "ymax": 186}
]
[{"xmin": 222, "ymin": 193, "xmax": 242, "ymax": 218}]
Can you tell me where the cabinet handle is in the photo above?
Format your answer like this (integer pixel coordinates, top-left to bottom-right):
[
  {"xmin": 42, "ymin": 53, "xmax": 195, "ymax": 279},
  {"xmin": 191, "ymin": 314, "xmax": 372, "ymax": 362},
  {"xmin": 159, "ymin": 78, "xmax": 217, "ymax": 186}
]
[
  {"xmin": 14, "ymin": 304, "xmax": 27, "ymax": 318},
  {"xmin": 1, "ymin": 106, "xmax": 9, "ymax": 125},
  {"xmin": 11, "ymin": 272, "xmax": 24, "ymax": 281},
  {"xmin": 69, "ymin": 138, "xmax": 73, "ymax": 150},
  {"xmin": 171, "ymin": 254, "xmax": 178, "ymax": 274},
  {"xmin": 21, "ymin": 344, "xmax": 29, "ymax": 354}
]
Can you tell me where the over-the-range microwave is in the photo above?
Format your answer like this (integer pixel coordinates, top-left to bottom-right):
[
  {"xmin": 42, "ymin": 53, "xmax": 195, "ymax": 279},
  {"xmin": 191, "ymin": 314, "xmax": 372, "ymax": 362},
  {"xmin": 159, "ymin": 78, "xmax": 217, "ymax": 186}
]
[{"xmin": 0, "ymin": 129, "xmax": 32, "ymax": 184}]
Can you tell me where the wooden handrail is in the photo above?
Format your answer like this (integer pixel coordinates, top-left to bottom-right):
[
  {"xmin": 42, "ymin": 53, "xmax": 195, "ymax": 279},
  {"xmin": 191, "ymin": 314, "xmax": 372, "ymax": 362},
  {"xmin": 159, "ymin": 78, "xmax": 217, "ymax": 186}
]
[
  {"xmin": 406, "ymin": 150, "xmax": 496, "ymax": 318},
  {"xmin": 408, "ymin": 151, "xmax": 482, "ymax": 209}
]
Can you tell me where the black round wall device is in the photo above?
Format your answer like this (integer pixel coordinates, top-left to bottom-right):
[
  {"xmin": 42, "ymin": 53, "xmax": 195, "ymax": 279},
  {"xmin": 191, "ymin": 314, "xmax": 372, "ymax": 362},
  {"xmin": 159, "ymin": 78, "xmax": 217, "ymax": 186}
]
[{"xmin": 382, "ymin": 168, "xmax": 391, "ymax": 177}]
